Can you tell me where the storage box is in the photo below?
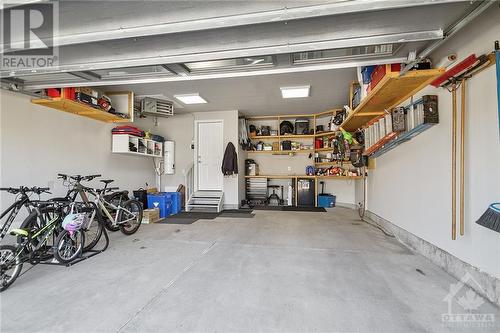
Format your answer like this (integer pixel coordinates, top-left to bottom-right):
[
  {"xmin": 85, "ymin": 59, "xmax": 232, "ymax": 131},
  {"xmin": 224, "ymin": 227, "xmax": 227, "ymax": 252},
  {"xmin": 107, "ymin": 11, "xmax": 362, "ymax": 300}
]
[
  {"xmin": 147, "ymin": 193, "xmax": 173, "ymax": 218},
  {"xmin": 142, "ymin": 208, "xmax": 160, "ymax": 224},
  {"xmin": 164, "ymin": 192, "xmax": 181, "ymax": 215},
  {"xmin": 318, "ymin": 194, "xmax": 336, "ymax": 208}
]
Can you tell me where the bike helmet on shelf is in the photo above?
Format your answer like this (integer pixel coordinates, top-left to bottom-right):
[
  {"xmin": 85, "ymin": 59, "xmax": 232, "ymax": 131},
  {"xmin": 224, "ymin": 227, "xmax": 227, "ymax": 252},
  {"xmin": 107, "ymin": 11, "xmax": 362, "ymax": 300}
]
[{"xmin": 280, "ymin": 121, "xmax": 294, "ymax": 135}]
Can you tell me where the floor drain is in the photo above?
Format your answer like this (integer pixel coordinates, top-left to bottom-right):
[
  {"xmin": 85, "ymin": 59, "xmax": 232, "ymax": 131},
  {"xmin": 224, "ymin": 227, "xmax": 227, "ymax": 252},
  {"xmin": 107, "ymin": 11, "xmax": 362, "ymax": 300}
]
[{"xmin": 416, "ymin": 268, "xmax": 426, "ymax": 275}]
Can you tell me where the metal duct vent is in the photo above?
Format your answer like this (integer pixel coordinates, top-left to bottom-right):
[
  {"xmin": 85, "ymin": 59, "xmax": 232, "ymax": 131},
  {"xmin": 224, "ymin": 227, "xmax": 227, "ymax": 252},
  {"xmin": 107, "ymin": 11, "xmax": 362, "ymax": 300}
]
[{"xmin": 140, "ymin": 97, "xmax": 174, "ymax": 117}]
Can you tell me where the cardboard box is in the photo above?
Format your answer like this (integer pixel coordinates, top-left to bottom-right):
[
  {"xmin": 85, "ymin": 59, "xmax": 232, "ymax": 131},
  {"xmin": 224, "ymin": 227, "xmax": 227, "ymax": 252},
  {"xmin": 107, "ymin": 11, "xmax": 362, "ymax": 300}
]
[{"xmin": 142, "ymin": 208, "xmax": 160, "ymax": 224}]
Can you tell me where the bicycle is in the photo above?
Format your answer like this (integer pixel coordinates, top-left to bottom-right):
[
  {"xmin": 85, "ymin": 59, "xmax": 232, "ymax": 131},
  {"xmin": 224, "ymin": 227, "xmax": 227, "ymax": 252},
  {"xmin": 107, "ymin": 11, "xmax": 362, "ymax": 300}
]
[
  {"xmin": 0, "ymin": 199, "xmax": 70, "ymax": 291},
  {"xmin": 85, "ymin": 179, "xmax": 142, "ymax": 235},
  {"xmin": 0, "ymin": 187, "xmax": 52, "ymax": 242}
]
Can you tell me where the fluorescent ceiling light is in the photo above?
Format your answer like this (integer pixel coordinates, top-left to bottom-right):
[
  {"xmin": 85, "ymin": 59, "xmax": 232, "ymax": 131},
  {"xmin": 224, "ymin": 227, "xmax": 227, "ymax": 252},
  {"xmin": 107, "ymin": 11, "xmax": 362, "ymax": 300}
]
[
  {"xmin": 174, "ymin": 93, "xmax": 207, "ymax": 104},
  {"xmin": 280, "ymin": 85, "xmax": 310, "ymax": 98}
]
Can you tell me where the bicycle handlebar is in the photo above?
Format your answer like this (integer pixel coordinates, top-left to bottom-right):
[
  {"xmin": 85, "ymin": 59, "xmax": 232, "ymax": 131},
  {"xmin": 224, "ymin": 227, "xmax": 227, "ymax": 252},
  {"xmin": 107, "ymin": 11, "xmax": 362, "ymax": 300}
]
[{"xmin": 0, "ymin": 186, "xmax": 51, "ymax": 195}]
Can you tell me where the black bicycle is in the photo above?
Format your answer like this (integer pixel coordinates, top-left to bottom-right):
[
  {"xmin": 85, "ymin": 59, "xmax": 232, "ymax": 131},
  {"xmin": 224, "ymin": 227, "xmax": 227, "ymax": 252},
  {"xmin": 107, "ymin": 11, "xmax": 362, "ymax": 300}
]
[
  {"xmin": 0, "ymin": 187, "xmax": 52, "ymax": 242},
  {"xmin": 0, "ymin": 198, "xmax": 70, "ymax": 291}
]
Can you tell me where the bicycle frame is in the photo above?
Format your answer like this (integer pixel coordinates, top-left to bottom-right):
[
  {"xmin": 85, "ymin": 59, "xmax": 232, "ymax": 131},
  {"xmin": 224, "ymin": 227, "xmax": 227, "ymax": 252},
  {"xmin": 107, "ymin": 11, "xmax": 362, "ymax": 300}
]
[{"xmin": 0, "ymin": 196, "xmax": 31, "ymax": 241}]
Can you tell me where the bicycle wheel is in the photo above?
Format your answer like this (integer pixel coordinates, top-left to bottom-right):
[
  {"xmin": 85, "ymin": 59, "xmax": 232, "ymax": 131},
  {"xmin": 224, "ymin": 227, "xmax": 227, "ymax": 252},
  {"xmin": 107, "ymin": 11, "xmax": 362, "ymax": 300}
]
[
  {"xmin": 104, "ymin": 193, "xmax": 128, "ymax": 232},
  {"xmin": 53, "ymin": 230, "xmax": 85, "ymax": 264},
  {"xmin": 0, "ymin": 245, "xmax": 23, "ymax": 292},
  {"xmin": 82, "ymin": 207, "xmax": 103, "ymax": 252},
  {"xmin": 19, "ymin": 206, "xmax": 60, "ymax": 259},
  {"xmin": 117, "ymin": 199, "xmax": 142, "ymax": 235}
]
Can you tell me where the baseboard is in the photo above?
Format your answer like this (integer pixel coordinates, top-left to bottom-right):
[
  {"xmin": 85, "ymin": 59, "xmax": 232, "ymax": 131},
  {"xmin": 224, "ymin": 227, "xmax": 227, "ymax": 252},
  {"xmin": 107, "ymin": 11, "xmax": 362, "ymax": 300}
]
[
  {"xmin": 224, "ymin": 204, "xmax": 239, "ymax": 210},
  {"xmin": 364, "ymin": 210, "xmax": 500, "ymax": 308}
]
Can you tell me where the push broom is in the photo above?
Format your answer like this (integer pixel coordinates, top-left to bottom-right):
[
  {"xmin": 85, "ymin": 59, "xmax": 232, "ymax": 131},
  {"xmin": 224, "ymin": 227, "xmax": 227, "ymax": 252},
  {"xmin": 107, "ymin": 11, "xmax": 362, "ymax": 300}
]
[{"xmin": 476, "ymin": 41, "xmax": 500, "ymax": 233}]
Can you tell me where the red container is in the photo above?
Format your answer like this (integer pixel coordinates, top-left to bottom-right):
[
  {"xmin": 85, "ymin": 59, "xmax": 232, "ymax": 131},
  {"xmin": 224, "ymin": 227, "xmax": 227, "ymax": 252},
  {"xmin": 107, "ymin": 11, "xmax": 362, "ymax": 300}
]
[
  {"xmin": 370, "ymin": 63, "xmax": 402, "ymax": 90},
  {"xmin": 62, "ymin": 87, "xmax": 76, "ymax": 100},
  {"xmin": 46, "ymin": 88, "xmax": 60, "ymax": 98},
  {"xmin": 315, "ymin": 138, "xmax": 323, "ymax": 149}
]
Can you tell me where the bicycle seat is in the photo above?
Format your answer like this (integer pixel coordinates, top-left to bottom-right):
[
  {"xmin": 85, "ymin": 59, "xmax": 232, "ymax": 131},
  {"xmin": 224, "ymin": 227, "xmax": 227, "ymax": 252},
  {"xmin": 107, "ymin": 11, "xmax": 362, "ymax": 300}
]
[
  {"xmin": 10, "ymin": 228, "xmax": 28, "ymax": 238},
  {"xmin": 100, "ymin": 179, "xmax": 114, "ymax": 184}
]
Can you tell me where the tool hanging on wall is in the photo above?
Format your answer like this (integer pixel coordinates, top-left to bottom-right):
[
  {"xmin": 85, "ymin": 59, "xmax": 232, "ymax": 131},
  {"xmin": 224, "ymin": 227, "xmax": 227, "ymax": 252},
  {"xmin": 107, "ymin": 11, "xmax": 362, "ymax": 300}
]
[
  {"xmin": 432, "ymin": 45, "xmax": 498, "ymax": 240},
  {"xmin": 475, "ymin": 41, "xmax": 500, "ymax": 234}
]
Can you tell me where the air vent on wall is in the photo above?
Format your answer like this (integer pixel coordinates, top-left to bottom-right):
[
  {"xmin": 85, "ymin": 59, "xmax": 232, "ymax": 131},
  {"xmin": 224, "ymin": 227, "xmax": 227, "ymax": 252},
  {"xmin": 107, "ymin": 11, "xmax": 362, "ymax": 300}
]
[{"xmin": 140, "ymin": 97, "xmax": 174, "ymax": 118}]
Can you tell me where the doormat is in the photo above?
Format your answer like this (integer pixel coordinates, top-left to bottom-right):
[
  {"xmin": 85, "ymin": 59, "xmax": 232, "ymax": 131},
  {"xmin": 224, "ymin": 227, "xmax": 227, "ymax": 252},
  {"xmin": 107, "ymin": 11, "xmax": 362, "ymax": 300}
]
[
  {"xmin": 171, "ymin": 212, "xmax": 219, "ymax": 219},
  {"xmin": 252, "ymin": 206, "xmax": 282, "ymax": 211},
  {"xmin": 157, "ymin": 217, "xmax": 199, "ymax": 225}
]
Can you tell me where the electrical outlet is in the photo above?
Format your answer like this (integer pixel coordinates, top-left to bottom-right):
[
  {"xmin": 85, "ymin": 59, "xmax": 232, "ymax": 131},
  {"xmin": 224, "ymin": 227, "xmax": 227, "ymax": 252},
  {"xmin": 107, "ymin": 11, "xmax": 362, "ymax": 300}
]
[{"xmin": 287, "ymin": 166, "xmax": 292, "ymax": 172}]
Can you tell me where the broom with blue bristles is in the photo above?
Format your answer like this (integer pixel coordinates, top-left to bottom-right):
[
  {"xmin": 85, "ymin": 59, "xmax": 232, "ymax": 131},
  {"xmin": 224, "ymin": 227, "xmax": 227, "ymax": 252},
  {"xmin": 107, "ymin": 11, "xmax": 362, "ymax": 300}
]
[{"xmin": 476, "ymin": 41, "xmax": 500, "ymax": 233}]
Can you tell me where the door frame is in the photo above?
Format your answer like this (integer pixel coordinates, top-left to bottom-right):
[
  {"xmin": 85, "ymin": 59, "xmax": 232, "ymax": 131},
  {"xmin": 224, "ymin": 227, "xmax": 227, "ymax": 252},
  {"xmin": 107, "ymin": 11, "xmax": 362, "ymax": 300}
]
[{"xmin": 194, "ymin": 119, "xmax": 224, "ymax": 192}]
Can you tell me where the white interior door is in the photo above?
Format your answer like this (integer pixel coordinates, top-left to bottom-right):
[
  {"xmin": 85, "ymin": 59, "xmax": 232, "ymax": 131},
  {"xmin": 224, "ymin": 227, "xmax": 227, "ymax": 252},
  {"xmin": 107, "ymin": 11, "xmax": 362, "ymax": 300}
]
[{"xmin": 197, "ymin": 120, "xmax": 224, "ymax": 191}]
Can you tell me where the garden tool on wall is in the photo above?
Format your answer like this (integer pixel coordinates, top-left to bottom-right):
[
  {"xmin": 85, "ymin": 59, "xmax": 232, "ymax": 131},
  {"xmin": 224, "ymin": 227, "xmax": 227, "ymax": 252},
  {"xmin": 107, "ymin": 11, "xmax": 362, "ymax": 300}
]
[{"xmin": 432, "ymin": 46, "xmax": 498, "ymax": 240}]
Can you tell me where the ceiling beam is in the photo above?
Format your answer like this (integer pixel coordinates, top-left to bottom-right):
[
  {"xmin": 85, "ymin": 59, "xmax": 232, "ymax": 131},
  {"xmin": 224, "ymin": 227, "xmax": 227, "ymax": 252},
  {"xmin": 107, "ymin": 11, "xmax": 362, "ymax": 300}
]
[
  {"xmin": 3, "ymin": 29, "xmax": 442, "ymax": 78},
  {"xmin": 22, "ymin": 56, "xmax": 407, "ymax": 90},
  {"xmin": 1, "ymin": 0, "xmax": 464, "ymax": 51}
]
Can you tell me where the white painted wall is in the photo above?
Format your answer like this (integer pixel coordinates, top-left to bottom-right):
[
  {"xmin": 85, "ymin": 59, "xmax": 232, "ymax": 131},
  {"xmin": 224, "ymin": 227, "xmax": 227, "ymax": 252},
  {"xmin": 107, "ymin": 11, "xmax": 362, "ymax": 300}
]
[
  {"xmin": 0, "ymin": 90, "xmax": 156, "ymax": 225},
  {"xmin": 365, "ymin": 8, "xmax": 500, "ymax": 279}
]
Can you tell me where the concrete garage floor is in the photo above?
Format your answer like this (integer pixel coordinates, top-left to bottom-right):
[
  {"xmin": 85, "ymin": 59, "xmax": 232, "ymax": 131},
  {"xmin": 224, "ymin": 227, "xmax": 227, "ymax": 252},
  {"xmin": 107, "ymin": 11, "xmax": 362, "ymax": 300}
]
[{"xmin": 1, "ymin": 208, "xmax": 499, "ymax": 333}]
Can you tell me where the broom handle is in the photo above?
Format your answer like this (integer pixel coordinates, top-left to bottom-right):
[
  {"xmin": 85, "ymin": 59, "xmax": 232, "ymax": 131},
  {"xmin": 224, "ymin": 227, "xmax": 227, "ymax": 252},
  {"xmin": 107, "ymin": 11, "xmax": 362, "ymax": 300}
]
[
  {"xmin": 460, "ymin": 80, "xmax": 466, "ymax": 236},
  {"xmin": 452, "ymin": 84, "xmax": 457, "ymax": 240}
]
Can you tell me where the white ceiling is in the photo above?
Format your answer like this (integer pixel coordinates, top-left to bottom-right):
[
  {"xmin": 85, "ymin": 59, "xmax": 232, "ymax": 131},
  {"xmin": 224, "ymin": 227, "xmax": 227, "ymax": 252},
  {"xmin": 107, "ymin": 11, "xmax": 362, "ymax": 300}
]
[{"xmin": 106, "ymin": 67, "xmax": 356, "ymax": 117}]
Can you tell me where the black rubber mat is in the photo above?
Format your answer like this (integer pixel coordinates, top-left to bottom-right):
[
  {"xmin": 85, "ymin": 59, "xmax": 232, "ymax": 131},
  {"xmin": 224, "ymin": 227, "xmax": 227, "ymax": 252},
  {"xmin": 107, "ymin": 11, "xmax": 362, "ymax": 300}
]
[
  {"xmin": 252, "ymin": 206, "xmax": 282, "ymax": 211},
  {"xmin": 157, "ymin": 218, "xmax": 199, "ymax": 225},
  {"xmin": 170, "ymin": 212, "xmax": 219, "ymax": 219}
]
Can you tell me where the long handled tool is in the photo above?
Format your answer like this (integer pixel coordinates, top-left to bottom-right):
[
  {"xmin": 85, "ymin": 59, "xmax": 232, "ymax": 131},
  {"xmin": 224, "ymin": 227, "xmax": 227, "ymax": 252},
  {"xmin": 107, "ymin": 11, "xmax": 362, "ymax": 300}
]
[
  {"xmin": 460, "ymin": 79, "xmax": 466, "ymax": 236},
  {"xmin": 451, "ymin": 83, "xmax": 457, "ymax": 240},
  {"xmin": 475, "ymin": 41, "xmax": 500, "ymax": 233}
]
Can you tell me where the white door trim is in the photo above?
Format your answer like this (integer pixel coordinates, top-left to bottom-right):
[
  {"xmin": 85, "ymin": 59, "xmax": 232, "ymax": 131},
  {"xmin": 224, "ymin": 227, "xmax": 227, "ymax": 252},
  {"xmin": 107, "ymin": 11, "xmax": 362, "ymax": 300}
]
[{"xmin": 194, "ymin": 119, "xmax": 224, "ymax": 192}]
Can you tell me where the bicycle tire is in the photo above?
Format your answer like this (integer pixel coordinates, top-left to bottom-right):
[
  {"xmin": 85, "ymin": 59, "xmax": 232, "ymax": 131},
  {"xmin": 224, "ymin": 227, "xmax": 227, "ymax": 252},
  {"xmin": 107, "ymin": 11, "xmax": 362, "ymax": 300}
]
[
  {"xmin": 53, "ymin": 230, "xmax": 85, "ymax": 264},
  {"xmin": 103, "ymin": 192, "xmax": 129, "ymax": 232},
  {"xmin": 118, "ymin": 199, "xmax": 143, "ymax": 235},
  {"xmin": 0, "ymin": 245, "xmax": 23, "ymax": 292},
  {"xmin": 82, "ymin": 206, "xmax": 103, "ymax": 252}
]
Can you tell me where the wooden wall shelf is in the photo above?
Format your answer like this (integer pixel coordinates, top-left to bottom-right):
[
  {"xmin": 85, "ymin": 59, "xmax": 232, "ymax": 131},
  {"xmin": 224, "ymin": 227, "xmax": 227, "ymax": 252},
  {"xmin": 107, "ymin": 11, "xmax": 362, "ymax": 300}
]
[
  {"xmin": 315, "ymin": 161, "xmax": 352, "ymax": 166},
  {"xmin": 247, "ymin": 149, "xmax": 313, "ymax": 154},
  {"xmin": 341, "ymin": 67, "xmax": 444, "ymax": 131}
]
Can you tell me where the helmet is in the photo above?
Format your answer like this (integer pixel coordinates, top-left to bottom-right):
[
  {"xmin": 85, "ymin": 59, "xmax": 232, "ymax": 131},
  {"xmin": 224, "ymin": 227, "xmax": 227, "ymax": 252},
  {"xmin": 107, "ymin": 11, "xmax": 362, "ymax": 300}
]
[
  {"xmin": 62, "ymin": 213, "xmax": 86, "ymax": 234},
  {"xmin": 280, "ymin": 121, "xmax": 294, "ymax": 135}
]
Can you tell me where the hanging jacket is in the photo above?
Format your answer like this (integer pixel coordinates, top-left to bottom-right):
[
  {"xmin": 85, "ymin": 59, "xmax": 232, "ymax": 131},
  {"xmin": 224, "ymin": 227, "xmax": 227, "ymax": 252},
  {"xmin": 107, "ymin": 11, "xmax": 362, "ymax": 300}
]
[{"xmin": 221, "ymin": 142, "xmax": 238, "ymax": 176}]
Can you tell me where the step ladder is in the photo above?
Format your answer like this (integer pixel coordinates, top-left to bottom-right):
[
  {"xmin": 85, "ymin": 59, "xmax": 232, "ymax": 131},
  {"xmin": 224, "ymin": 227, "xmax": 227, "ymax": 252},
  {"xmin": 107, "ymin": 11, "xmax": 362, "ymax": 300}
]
[{"xmin": 186, "ymin": 191, "xmax": 224, "ymax": 213}]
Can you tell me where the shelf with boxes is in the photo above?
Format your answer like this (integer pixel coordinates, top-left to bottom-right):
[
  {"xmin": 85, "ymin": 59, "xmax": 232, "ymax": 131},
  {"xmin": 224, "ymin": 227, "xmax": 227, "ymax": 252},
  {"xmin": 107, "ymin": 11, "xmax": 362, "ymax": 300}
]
[
  {"xmin": 32, "ymin": 87, "xmax": 133, "ymax": 123},
  {"xmin": 363, "ymin": 95, "xmax": 439, "ymax": 157},
  {"xmin": 340, "ymin": 65, "xmax": 444, "ymax": 131}
]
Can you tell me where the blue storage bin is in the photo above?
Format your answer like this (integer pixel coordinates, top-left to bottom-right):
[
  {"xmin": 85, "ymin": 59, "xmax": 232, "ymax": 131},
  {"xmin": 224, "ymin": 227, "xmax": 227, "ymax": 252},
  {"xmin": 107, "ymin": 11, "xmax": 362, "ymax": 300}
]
[
  {"xmin": 164, "ymin": 192, "xmax": 181, "ymax": 215},
  {"xmin": 147, "ymin": 193, "xmax": 173, "ymax": 218},
  {"xmin": 318, "ymin": 194, "xmax": 336, "ymax": 208}
]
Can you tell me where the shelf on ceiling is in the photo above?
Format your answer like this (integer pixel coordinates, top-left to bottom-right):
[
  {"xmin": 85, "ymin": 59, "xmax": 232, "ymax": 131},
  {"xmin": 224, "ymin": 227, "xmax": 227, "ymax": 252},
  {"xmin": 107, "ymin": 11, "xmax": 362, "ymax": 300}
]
[
  {"xmin": 31, "ymin": 97, "xmax": 131, "ymax": 123},
  {"xmin": 340, "ymin": 68, "xmax": 444, "ymax": 131}
]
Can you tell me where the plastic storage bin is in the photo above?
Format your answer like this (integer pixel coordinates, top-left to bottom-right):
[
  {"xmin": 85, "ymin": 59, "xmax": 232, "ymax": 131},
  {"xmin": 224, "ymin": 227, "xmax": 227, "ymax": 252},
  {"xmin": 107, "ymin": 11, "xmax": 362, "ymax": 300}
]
[
  {"xmin": 147, "ymin": 193, "xmax": 173, "ymax": 218},
  {"xmin": 164, "ymin": 192, "xmax": 181, "ymax": 215},
  {"xmin": 317, "ymin": 194, "xmax": 336, "ymax": 208}
]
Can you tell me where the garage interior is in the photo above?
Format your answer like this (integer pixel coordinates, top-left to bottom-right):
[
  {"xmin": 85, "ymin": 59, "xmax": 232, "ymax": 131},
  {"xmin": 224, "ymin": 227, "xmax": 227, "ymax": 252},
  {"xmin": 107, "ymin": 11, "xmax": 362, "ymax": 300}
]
[{"xmin": 0, "ymin": 1, "xmax": 499, "ymax": 332}]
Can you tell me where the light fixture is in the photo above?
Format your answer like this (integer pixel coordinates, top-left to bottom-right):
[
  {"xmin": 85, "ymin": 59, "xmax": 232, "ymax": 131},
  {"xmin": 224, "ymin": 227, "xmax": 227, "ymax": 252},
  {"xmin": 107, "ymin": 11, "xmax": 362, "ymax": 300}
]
[
  {"xmin": 173, "ymin": 93, "xmax": 207, "ymax": 104},
  {"xmin": 280, "ymin": 85, "xmax": 310, "ymax": 98}
]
